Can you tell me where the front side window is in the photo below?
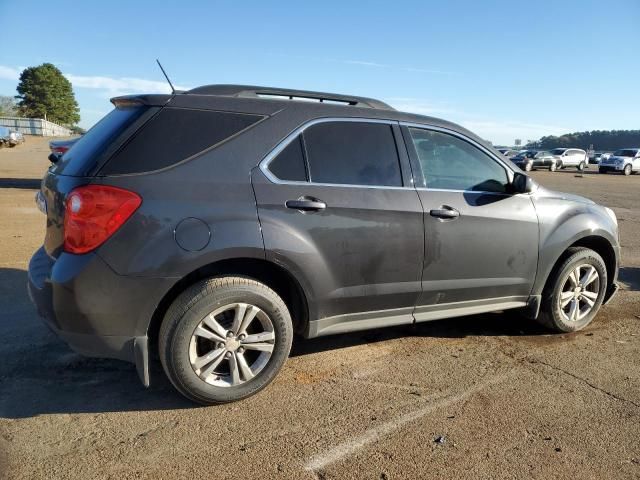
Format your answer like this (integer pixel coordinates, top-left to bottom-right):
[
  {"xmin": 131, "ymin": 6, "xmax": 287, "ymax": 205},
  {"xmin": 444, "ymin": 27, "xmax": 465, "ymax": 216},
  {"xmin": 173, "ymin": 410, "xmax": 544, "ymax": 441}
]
[
  {"xmin": 409, "ymin": 128, "xmax": 509, "ymax": 193},
  {"xmin": 303, "ymin": 121, "xmax": 402, "ymax": 186}
]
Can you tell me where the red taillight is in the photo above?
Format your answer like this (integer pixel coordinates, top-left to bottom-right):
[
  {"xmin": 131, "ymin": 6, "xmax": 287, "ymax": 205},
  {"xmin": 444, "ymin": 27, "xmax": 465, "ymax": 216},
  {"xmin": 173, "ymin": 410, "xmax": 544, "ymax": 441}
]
[
  {"xmin": 63, "ymin": 185, "xmax": 142, "ymax": 254},
  {"xmin": 52, "ymin": 146, "xmax": 69, "ymax": 155}
]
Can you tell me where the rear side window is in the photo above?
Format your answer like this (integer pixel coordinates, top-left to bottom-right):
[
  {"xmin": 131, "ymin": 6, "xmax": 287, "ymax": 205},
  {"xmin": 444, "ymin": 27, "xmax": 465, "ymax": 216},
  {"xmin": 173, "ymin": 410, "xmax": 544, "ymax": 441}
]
[
  {"xmin": 268, "ymin": 135, "xmax": 307, "ymax": 181},
  {"xmin": 101, "ymin": 108, "xmax": 263, "ymax": 175},
  {"xmin": 52, "ymin": 106, "xmax": 149, "ymax": 176},
  {"xmin": 303, "ymin": 122, "xmax": 402, "ymax": 186}
]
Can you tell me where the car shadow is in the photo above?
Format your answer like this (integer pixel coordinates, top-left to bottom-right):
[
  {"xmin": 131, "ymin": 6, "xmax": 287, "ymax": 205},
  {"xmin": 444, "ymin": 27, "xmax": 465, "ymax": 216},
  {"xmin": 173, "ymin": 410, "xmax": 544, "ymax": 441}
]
[
  {"xmin": 0, "ymin": 178, "xmax": 41, "ymax": 189},
  {"xmin": 619, "ymin": 266, "xmax": 640, "ymax": 291}
]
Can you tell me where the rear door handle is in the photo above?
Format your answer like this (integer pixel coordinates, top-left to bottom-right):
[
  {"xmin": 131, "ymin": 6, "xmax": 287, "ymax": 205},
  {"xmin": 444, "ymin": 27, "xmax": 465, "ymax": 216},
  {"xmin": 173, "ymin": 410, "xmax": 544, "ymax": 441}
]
[
  {"xmin": 429, "ymin": 207, "xmax": 460, "ymax": 219},
  {"xmin": 286, "ymin": 197, "xmax": 326, "ymax": 212}
]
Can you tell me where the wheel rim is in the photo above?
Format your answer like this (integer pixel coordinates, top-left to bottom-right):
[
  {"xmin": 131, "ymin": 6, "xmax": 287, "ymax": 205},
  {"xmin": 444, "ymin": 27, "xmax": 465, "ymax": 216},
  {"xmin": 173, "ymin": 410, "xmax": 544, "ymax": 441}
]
[
  {"xmin": 188, "ymin": 303, "xmax": 275, "ymax": 387},
  {"xmin": 624, "ymin": 165, "xmax": 631, "ymax": 175},
  {"xmin": 558, "ymin": 264, "xmax": 600, "ymax": 322}
]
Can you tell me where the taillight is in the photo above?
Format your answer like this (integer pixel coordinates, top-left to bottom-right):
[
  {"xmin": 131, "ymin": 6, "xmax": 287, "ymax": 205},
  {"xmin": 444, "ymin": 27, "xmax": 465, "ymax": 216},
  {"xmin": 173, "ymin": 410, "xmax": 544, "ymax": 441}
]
[
  {"xmin": 51, "ymin": 146, "xmax": 69, "ymax": 155},
  {"xmin": 63, "ymin": 185, "xmax": 142, "ymax": 254}
]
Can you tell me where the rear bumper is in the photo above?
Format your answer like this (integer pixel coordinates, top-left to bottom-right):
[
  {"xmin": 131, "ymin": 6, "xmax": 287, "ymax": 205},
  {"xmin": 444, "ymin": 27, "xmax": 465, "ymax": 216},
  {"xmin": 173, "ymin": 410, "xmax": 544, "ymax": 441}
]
[{"xmin": 27, "ymin": 246, "xmax": 174, "ymax": 386}]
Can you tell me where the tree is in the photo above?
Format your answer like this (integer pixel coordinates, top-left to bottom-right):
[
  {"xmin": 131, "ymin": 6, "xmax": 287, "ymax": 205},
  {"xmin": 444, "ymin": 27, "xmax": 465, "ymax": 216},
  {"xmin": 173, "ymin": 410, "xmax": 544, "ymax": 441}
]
[
  {"xmin": 0, "ymin": 95, "xmax": 18, "ymax": 116},
  {"xmin": 15, "ymin": 63, "xmax": 80, "ymax": 126}
]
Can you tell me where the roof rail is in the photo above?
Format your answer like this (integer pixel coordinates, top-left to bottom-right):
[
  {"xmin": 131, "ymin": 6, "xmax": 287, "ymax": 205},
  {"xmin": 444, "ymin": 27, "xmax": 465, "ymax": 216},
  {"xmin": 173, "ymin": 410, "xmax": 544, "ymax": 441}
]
[{"xmin": 186, "ymin": 84, "xmax": 394, "ymax": 110}]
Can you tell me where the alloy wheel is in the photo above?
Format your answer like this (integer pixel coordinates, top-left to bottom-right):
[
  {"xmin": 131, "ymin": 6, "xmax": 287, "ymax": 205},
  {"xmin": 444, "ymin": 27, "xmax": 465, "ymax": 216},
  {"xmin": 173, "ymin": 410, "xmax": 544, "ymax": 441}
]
[
  {"xmin": 558, "ymin": 264, "xmax": 600, "ymax": 322},
  {"xmin": 188, "ymin": 303, "xmax": 275, "ymax": 387}
]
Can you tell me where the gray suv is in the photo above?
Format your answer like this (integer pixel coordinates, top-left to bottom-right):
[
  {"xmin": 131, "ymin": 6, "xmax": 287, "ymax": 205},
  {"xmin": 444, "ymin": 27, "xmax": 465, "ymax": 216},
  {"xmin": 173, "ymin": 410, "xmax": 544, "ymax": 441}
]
[{"xmin": 28, "ymin": 85, "xmax": 620, "ymax": 404}]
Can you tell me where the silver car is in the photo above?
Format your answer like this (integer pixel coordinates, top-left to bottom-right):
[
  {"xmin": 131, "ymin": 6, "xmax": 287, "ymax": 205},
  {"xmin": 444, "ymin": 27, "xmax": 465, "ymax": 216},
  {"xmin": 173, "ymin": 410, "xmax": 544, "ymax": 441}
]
[{"xmin": 549, "ymin": 148, "xmax": 588, "ymax": 170}]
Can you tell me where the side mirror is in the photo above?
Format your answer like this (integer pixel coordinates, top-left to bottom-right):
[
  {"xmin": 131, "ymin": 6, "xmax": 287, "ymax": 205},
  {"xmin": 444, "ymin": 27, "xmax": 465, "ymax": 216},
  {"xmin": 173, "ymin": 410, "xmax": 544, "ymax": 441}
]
[
  {"xmin": 48, "ymin": 153, "xmax": 60, "ymax": 163},
  {"xmin": 512, "ymin": 172, "xmax": 535, "ymax": 193}
]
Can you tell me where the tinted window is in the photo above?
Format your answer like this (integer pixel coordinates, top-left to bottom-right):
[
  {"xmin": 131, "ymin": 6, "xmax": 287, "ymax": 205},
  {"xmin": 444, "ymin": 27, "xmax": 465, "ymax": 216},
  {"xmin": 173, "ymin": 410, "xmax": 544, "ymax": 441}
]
[
  {"xmin": 102, "ymin": 108, "xmax": 263, "ymax": 174},
  {"xmin": 268, "ymin": 135, "xmax": 307, "ymax": 181},
  {"xmin": 303, "ymin": 122, "xmax": 402, "ymax": 186},
  {"xmin": 409, "ymin": 128, "xmax": 509, "ymax": 193},
  {"xmin": 52, "ymin": 106, "xmax": 148, "ymax": 176}
]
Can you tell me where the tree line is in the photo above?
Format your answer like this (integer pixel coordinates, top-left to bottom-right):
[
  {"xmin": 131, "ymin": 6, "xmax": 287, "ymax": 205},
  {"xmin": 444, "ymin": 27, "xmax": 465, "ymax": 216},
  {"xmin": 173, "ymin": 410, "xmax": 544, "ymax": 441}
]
[{"xmin": 526, "ymin": 130, "xmax": 640, "ymax": 151}]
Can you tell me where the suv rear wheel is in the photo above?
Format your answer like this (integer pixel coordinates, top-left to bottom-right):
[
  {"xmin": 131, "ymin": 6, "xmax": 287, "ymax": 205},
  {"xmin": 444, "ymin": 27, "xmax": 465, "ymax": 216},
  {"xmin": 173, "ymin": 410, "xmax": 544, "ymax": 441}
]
[
  {"xmin": 159, "ymin": 277, "xmax": 293, "ymax": 404},
  {"xmin": 537, "ymin": 247, "xmax": 607, "ymax": 332},
  {"xmin": 623, "ymin": 164, "xmax": 632, "ymax": 176}
]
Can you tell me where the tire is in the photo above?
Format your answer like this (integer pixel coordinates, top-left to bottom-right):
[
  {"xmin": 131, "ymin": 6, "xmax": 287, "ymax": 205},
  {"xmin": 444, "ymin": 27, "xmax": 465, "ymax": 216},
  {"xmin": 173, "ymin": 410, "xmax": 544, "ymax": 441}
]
[
  {"xmin": 524, "ymin": 162, "xmax": 532, "ymax": 172},
  {"xmin": 159, "ymin": 276, "xmax": 293, "ymax": 405},
  {"xmin": 578, "ymin": 161, "xmax": 586, "ymax": 171},
  {"xmin": 536, "ymin": 247, "xmax": 607, "ymax": 333},
  {"xmin": 557, "ymin": 160, "xmax": 564, "ymax": 169},
  {"xmin": 549, "ymin": 162, "xmax": 557, "ymax": 172},
  {"xmin": 623, "ymin": 164, "xmax": 632, "ymax": 176}
]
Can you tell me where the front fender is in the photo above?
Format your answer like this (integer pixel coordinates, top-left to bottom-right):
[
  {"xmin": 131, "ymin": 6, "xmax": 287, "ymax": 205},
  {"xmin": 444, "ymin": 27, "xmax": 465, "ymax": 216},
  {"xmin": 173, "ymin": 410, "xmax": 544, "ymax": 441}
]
[{"xmin": 531, "ymin": 195, "xmax": 619, "ymax": 296}]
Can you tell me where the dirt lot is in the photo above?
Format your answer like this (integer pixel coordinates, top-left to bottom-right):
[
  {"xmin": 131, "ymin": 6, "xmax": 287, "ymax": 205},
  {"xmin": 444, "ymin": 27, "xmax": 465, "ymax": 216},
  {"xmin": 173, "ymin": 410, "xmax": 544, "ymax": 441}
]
[{"xmin": 0, "ymin": 137, "xmax": 638, "ymax": 479}]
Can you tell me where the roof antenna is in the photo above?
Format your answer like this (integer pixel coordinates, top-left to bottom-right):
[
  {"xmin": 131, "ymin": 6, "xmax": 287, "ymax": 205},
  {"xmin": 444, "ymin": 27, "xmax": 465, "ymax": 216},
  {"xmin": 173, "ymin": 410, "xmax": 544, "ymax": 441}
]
[{"xmin": 156, "ymin": 59, "xmax": 176, "ymax": 94}]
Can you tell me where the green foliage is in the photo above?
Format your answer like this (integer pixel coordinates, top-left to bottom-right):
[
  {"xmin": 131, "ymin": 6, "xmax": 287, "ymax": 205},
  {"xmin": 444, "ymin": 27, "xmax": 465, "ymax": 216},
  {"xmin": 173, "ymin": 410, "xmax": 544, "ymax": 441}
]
[
  {"xmin": 0, "ymin": 95, "xmax": 19, "ymax": 116},
  {"xmin": 15, "ymin": 63, "xmax": 80, "ymax": 126},
  {"xmin": 69, "ymin": 125, "xmax": 86, "ymax": 135},
  {"xmin": 527, "ymin": 130, "xmax": 640, "ymax": 151}
]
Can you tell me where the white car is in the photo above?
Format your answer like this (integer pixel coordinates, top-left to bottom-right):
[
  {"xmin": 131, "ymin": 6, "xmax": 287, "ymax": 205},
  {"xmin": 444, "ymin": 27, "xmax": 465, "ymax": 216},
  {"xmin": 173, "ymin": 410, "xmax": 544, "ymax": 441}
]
[
  {"xmin": 549, "ymin": 148, "xmax": 588, "ymax": 171},
  {"xmin": 598, "ymin": 148, "xmax": 640, "ymax": 176}
]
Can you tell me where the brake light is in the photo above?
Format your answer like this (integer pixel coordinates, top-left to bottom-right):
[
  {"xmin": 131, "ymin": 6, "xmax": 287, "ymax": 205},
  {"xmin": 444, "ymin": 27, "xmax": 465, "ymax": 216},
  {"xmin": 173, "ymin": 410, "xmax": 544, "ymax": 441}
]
[
  {"xmin": 63, "ymin": 185, "xmax": 142, "ymax": 254},
  {"xmin": 51, "ymin": 146, "xmax": 69, "ymax": 155}
]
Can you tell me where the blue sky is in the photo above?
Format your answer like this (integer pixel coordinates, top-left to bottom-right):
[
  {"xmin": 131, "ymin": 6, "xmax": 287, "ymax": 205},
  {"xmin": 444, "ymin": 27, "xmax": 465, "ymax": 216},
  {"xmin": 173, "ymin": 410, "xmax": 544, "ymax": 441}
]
[{"xmin": 0, "ymin": 0, "xmax": 638, "ymax": 144}]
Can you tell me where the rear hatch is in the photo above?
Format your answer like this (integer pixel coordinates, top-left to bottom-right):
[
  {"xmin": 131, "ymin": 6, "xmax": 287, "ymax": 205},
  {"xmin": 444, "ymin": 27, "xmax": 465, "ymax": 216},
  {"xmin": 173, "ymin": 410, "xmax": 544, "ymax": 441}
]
[{"xmin": 41, "ymin": 97, "xmax": 165, "ymax": 258}]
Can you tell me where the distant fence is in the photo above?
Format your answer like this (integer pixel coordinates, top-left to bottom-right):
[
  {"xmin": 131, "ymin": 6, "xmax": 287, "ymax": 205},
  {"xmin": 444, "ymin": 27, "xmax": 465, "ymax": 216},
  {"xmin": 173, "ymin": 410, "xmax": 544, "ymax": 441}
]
[{"xmin": 0, "ymin": 117, "xmax": 72, "ymax": 137}]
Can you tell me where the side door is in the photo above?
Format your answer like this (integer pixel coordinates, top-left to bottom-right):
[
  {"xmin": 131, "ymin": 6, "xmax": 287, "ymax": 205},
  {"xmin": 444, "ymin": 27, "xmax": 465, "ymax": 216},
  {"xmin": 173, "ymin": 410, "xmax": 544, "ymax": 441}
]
[
  {"xmin": 252, "ymin": 119, "xmax": 424, "ymax": 336},
  {"xmin": 401, "ymin": 125, "xmax": 539, "ymax": 320}
]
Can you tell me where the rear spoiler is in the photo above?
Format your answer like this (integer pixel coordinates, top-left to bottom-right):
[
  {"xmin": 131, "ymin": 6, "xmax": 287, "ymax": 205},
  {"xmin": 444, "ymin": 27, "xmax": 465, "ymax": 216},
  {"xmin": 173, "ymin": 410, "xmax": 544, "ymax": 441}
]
[{"xmin": 110, "ymin": 94, "xmax": 173, "ymax": 108}]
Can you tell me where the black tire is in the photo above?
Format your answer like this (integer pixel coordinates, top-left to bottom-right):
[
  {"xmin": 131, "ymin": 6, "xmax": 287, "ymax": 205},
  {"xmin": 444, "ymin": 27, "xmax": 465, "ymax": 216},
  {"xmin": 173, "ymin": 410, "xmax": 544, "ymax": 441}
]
[
  {"xmin": 623, "ymin": 164, "xmax": 632, "ymax": 176},
  {"xmin": 578, "ymin": 161, "xmax": 586, "ymax": 171},
  {"xmin": 536, "ymin": 247, "xmax": 607, "ymax": 333},
  {"xmin": 549, "ymin": 162, "xmax": 557, "ymax": 172},
  {"xmin": 159, "ymin": 276, "xmax": 293, "ymax": 404},
  {"xmin": 557, "ymin": 160, "xmax": 564, "ymax": 169}
]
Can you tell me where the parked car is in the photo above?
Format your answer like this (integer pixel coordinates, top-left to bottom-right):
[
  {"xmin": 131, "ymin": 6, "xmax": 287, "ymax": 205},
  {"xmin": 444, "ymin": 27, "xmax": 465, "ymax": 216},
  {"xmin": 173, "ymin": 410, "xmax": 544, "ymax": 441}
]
[
  {"xmin": 589, "ymin": 151, "xmax": 613, "ymax": 165},
  {"xmin": 0, "ymin": 127, "xmax": 25, "ymax": 147},
  {"xmin": 549, "ymin": 148, "xmax": 588, "ymax": 170},
  {"xmin": 598, "ymin": 148, "xmax": 640, "ymax": 175},
  {"xmin": 511, "ymin": 150, "xmax": 559, "ymax": 171},
  {"xmin": 497, "ymin": 148, "xmax": 518, "ymax": 157},
  {"xmin": 49, "ymin": 138, "xmax": 79, "ymax": 161},
  {"xmin": 28, "ymin": 85, "xmax": 620, "ymax": 404}
]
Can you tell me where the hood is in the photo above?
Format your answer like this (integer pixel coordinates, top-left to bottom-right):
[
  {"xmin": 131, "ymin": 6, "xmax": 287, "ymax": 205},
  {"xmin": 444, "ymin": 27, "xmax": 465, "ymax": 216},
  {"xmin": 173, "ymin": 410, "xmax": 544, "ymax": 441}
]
[{"xmin": 534, "ymin": 186, "xmax": 595, "ymax": 205}]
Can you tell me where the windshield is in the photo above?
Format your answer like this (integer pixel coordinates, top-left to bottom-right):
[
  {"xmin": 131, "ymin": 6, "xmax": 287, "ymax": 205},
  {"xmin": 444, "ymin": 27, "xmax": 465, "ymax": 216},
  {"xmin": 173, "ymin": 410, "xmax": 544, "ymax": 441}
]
[
  {"xmin": 613, "ymin": 149, "xmax": 638, "ymax": 157},
  {"xmin": 550, "ymin": 148, "xmax": 566, "ymax": 155},
  {"xmin": 51, "ymin": 105, "xmax": 148, "ymax": 176}
]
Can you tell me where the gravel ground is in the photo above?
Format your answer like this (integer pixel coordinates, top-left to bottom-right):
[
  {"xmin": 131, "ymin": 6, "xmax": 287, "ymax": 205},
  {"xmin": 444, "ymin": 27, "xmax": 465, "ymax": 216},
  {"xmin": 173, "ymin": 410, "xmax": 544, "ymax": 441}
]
[{"xmin": 0, "ymin": 139, "xmax": 638, "ymax": 479}]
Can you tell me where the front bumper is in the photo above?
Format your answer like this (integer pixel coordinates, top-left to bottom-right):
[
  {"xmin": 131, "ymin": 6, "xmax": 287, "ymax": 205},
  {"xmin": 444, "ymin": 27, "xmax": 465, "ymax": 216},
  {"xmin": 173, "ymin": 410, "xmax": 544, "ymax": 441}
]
[
  {"xmin": 599, "ymin": 164, "xmax": 623, "ymax": 172},
  {"xmin": 27, "ymin": 246, "xmax": 174, "ymax": 386}
]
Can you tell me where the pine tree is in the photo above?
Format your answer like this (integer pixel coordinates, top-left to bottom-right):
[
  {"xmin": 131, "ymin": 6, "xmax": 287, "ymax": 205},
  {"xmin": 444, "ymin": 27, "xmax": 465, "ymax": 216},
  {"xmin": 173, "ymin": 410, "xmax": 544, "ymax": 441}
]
[{"xmin": 15, "ymin": 63, "xmax": 80, "ymax": 126}]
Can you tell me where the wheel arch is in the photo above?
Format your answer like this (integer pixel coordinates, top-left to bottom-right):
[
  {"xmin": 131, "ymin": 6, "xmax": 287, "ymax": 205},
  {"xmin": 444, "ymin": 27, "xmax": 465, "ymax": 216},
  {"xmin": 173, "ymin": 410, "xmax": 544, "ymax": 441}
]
[
  {"xmin": 540, "ymin": 234, "xmax": 617, "ymax": 301},
  {"xmin": 146, "ymin": 257, "xmax": 310, "ymax": 349}
]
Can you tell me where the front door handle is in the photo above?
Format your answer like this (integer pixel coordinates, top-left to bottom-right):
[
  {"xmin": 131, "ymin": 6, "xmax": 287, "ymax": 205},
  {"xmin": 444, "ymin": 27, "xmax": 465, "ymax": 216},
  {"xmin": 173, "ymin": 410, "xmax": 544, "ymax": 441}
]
[
  {"xmin": 286, "ymin": 197, "xmax": 327, "ymax": 212},
  {"xmin": 429, "ymin": 206, "xmax": 460, "ymax": 219}
]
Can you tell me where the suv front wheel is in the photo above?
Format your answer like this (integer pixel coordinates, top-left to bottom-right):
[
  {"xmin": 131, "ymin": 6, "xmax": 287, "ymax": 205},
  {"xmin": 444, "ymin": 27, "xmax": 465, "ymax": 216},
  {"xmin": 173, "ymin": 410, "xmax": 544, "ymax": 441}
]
[
  {"xmin": 537, "ymin": 247, "xmax": 607, "ymax": 332},
  {"xmin": 159, "ymin": 277, "xmax": 293, "ymax": 404}
]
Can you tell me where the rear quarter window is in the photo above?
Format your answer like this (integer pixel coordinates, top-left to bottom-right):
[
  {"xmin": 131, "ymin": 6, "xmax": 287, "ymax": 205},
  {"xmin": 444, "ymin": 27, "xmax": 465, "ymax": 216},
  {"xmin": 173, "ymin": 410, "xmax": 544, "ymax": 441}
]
[
  {"xmin": 51, "ymin": 106, "xmax": 150, "ymax": 176},
  {"xmin": 100, "ymin": 108, "xmax": 263, "ymax": 175}
]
